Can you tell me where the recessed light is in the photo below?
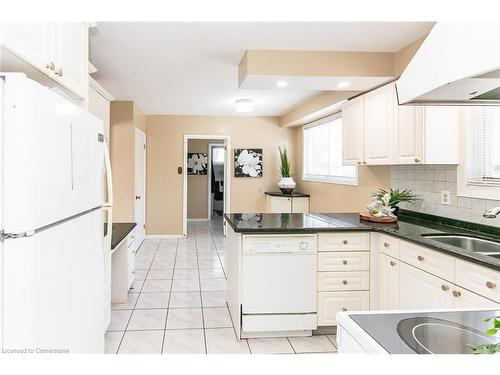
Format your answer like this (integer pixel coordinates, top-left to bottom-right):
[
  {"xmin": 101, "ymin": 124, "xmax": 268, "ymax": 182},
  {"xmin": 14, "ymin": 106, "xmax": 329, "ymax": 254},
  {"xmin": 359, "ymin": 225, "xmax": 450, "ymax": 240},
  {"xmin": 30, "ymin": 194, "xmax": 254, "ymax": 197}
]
[
  {"xmin": 235, "ymin": 99, "xmax": 254, "ymax": 113},
  {"xmin": 276, "ymin": 80, "xmax": 288, "ymax": 88},
  {"xmin": 337, "ymin": 81, "xmax": 351, "ymax": 88}
]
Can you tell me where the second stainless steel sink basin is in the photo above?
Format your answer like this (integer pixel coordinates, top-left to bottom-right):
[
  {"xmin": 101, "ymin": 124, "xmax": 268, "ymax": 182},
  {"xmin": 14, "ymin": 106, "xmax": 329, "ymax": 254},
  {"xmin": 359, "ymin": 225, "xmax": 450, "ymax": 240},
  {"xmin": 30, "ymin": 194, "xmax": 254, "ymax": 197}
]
[{"xmin": 422, "ymin": 234, "xmax": 500, "ymax": 256}]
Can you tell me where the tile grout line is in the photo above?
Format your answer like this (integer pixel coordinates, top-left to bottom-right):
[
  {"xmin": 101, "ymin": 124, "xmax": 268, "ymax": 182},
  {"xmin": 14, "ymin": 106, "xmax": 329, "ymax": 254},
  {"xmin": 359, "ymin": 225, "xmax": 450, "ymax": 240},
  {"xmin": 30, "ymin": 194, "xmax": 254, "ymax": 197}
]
[
  {"xmin": 115, "ymin": 238, "xmax": 162, "ymax": 354},
  {"xmin": 206, "ymin": 219, "xmax": 227, "ymax": 279},
  {"xmin": 194, "ymin": 221, "xmax": 209, "ymax": 354},
  {"xmin": 286, "ymin": 337, "xmax": 297, "ymax": 354},
  {"xmin": 159, "ymin": 237, "xmax": 179, "ymax": 354}
]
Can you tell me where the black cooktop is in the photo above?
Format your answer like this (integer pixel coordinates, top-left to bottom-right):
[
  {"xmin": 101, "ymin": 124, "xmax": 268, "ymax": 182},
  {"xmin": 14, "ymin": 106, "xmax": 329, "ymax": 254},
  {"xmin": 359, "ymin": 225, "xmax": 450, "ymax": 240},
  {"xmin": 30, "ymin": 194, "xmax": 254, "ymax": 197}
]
[{"xmin": 350, "ymin": 310, "xmax": 500, "ymax": 354}]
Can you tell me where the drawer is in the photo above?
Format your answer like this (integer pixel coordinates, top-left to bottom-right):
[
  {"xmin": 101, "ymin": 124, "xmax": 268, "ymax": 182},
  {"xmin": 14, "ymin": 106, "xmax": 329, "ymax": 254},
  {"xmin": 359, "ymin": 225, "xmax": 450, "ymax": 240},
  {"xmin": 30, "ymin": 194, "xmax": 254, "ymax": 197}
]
[
  {"xmin": 318, "ymin": 232, "xmax": 370, "ymax": 252},
  {"xmin": 317, "ymin": 291, "xmax": 369, "ymax": 326},
  {"xmin": 400, "ymin": 240, "xmax": 455, "ymax": 281},
  {"xmin": 456, "ymin": 259, "xmax": 500, "ymax": 303},
  {"xmin": 379, "ymin": 234, "xmax": 400, "ymax": 258},
  {"xmin": 318, "ymin": 271, "xmax": 369, "ymax": 292},
  {"xmin": 318, "ymin": 252, "xmax": 370, "ymax": 272}
]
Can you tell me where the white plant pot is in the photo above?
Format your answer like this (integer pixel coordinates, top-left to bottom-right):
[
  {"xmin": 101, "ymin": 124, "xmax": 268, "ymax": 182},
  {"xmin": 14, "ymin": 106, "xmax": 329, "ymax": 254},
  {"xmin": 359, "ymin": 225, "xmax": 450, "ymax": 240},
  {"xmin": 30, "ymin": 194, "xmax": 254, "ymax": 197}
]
[{"xmin": 278, "ymin": 177, "xmax": 296, "ymax": 194}]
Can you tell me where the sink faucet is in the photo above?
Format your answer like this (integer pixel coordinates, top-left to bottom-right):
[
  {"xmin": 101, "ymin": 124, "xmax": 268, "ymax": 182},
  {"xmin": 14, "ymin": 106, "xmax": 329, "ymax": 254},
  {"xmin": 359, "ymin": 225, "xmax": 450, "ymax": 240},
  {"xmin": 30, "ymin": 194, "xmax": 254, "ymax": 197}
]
[{"xmin": 483, "ymin": 206, "xmax": 500, "ymax": 218}]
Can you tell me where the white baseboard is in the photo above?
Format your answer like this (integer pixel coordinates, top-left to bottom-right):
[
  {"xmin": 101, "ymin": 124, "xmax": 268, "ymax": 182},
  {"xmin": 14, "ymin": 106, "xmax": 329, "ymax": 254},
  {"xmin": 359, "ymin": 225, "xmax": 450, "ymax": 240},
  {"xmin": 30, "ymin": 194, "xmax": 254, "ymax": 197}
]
[
  {"xmin": 187, "ymin": 218, "xmax": 209, "ymax": 222},
  {"xmin": 145, "ymin": 234, "xmax": 184, "ymax": 239}
]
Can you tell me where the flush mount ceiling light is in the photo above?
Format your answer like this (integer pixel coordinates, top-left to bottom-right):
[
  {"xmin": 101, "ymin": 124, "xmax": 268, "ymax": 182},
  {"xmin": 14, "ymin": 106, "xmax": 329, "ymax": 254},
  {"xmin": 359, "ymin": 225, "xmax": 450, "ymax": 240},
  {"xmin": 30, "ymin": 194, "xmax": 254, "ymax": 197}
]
[
  {"xmin": 337, "ymin": 81, "xmax": 351, "ymax": 88},
  {"xmin": 276, "ymin": 80, "xmax": 288, "ymax": 88},
  {"xmin": 235, "ymin": 99, "xmax": 254, "ymax": 113}
]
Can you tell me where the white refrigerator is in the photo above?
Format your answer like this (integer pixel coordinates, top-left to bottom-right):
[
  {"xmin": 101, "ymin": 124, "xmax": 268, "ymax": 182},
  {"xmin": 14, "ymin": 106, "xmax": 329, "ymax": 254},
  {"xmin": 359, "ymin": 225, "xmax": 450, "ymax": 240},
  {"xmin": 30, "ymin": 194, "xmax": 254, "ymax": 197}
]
[{"xmin": 0, "ymin": 74, "xmax": 112, "ymax": 353}]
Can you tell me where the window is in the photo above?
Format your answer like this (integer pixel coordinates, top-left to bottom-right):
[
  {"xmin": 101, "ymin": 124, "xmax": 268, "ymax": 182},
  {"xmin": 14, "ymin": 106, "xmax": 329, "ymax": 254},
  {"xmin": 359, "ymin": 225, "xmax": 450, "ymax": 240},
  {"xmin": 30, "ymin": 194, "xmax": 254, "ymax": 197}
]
[
  {"xmin": 467, "ymin": 107, "xmax": 500, "ymax": 186},
  {"xmin": 302, "ymin": 115, "xmax": 357, "ymax": 185}
]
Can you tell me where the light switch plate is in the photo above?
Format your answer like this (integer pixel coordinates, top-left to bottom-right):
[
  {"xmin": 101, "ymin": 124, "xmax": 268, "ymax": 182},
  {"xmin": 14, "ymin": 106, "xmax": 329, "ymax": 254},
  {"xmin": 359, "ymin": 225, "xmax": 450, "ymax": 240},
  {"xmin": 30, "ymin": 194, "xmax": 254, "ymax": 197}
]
[{"xmin": 441, "ymin": 191, "xmax": 451, "ymax": 205}]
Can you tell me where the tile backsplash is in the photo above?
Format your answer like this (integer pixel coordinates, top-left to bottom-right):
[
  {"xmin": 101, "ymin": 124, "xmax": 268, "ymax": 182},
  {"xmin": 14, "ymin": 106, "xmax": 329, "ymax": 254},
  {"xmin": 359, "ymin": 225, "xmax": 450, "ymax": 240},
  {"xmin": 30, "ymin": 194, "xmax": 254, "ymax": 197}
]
[{"xmin": 391, "ymin": 165, "xmax": 500, "ymax": 228}]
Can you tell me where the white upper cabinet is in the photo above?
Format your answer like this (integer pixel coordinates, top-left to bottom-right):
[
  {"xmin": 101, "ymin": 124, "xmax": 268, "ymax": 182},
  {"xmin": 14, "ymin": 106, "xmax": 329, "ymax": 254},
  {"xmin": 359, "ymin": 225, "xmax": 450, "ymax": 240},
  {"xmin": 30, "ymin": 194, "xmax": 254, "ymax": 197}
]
[
  {"xmin": 363, "ymin": 83, "xmax": 395, "ymax": 165},
  {"xmin": 342, "ymin": 95, "xmax": 364, "ymax": 166},
  {"xmin": 0, "ymin": 22, "xmax": 89, "ymax": 100},
  {"xmin": 342, "ymin": 81, "xmax": 460, "ymax": 166},
  {"xmin": 51, "ymin": 23, "xmax": 89, "ymax": 100}
]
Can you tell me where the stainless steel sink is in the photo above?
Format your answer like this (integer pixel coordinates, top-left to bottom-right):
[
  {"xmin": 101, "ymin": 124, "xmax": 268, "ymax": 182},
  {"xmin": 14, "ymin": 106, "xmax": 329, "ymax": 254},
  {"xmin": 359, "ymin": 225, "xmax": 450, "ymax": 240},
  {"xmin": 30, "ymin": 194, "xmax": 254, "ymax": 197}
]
[{"xmin": 421, "ymin": 234, "xmax": 500, "ymax": 256}]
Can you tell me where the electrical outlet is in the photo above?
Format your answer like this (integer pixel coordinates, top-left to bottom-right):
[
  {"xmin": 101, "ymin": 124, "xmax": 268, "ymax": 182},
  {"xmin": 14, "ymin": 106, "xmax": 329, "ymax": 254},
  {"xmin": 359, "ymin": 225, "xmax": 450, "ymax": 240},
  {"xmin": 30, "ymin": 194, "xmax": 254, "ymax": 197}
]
[{"xmin": 441, "ymin": 191, "xmax": 451, "ymax": 205}]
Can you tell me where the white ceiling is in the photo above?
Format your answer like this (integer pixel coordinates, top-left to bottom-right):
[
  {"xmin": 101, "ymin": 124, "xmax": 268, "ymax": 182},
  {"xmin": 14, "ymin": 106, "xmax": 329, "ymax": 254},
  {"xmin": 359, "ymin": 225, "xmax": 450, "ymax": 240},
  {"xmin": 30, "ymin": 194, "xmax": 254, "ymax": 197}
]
[{"xmin": 90, "ymin": 22, "xmax": 434, "ymax": 116}]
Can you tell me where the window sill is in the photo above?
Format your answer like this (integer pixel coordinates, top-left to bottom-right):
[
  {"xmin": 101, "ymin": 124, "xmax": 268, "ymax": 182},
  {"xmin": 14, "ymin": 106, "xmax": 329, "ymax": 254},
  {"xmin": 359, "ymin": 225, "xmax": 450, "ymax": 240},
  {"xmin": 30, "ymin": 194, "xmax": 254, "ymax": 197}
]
[{"xmin": 302, "ymin": 177, "xmax": 358, "ymax": 186}]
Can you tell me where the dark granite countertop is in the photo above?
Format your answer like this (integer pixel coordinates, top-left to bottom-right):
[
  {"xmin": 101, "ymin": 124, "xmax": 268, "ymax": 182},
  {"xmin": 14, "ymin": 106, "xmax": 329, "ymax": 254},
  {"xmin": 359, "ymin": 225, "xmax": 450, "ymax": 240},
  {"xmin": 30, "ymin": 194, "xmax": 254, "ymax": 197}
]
[
  {"xmin": 265, "ymin": 191, "xmax": 310, "ymax": 198},
  {"xmin": 224, "ymin": 210, "xmax": 500, "ymax": 271},
  {"xmin": 104, "ymin": 222, "xmax": 137, "ymax": 250}
]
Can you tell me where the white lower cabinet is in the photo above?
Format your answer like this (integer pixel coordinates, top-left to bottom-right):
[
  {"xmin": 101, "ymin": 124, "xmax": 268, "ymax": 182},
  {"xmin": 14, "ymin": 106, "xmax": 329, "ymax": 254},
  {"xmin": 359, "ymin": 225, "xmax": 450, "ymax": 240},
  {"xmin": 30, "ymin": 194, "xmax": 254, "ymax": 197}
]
[
  {"xmin": 399, "ymin": 262, "xmax": 454, "ymax": 309},
  {"xmin": 266, "ymin": 195, "xmax": 310, "ymax": 213},
  {"xmin": 318, "ymin": 291, "xmax": 369, "ymax": 326},
  {"xmin": 378, "ymin": 253, "xmax": 400, "ymax": 310},
  {"xmin": 452, "ymin": 286, "xmax": 499, "ymax": 308}
]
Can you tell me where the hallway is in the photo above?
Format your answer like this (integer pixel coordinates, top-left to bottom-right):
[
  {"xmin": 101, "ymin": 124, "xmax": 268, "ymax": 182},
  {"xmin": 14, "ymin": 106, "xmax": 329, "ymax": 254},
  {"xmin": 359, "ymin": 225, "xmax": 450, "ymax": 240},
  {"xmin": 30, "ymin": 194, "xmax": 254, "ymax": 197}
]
[{"xmin": 105, "ymin": 220, "xmax": 337, "ymax": 354}]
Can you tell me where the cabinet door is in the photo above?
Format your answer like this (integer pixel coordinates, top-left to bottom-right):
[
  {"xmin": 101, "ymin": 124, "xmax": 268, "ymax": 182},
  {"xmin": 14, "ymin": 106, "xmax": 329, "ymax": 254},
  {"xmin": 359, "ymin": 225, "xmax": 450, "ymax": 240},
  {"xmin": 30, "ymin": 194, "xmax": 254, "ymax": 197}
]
[
  {"xmin": 1, "ymin": 22, "xmax": 53, "ymax": 73},
  {"xmin": 363, "ymin": 84, "xmax": 395, "ymax": 165},
  {"xmin": 395, "ymin": 106, "xmax": 424, "ymax": 164},
  {"xmin": 379, "ymin": 253, "xmax": 400, "ymax": 310},
  {"xmin": 342, "ymin": 96, "xmax": 364, "ymax": 166},
  {"xmin": 399, "ymin": 263, "xmax": 454, "ymax": 310},
  {"xmin": 452, "ymin": 286, "xmax": 499, "ymax": 309},
  {"xmin": 317, "ymin": 291, "xmax": 369, "ymax": 326},
  {"xmin": 291, "ymin": 197, "xmax": 309, "ymax": 213},
  {"xmin": 52, "ymin": 22, "xmax": 89, "ymax": 99},
  {"xmin": 267, "ymin": 196, "xmax": 291, "ymax": 213}
]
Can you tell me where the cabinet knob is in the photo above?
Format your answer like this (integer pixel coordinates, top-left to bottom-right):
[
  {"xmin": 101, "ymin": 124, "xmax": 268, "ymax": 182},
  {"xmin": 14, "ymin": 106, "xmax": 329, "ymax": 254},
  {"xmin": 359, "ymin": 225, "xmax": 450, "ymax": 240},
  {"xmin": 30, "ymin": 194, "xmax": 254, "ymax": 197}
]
[
  {"xmin": 486, "ymin": 281, "xmax": 496, "ymax": 289},
  {"xmin": 342, "ymin": 307, "xmax": 348, "ymax": 311},
  {"xmin": 390, "ymin": 261, "xmax": 396, "ymax": 266},
  {"xmin": 363, "ymin": 161, "xmax": 367, "ymax": 165},
  {"xmin": 46, "ymin": 61, "xmax": 55, "ymax": 70},
  {"xmin": 414, "ymin": 158, "xmax": 420, "ymax": 163},
  {"xmin": 342, "ymin": 260, "xmax": 348, "ymax": 265},
  {"xmin": 357, "ymin": 161, "xmax": 362, "ymax": 165},
  {"xmin": 417, "ymin": 255, "xmax": 425, "ymax": 262},
  {"xmin": 54, "ymin": 68, "xmax": 63, "ymax": 77},
  {"xmin": 342, "ymin": 280, "xmax": 348, "ymax": 285},
  {"xmin": 452, "ymin": 290, "xmax": 461, "ymax": 297},
  {"xmin": 342, "ymin": 240, "xmax": 348, "ymax": 245},
  {"xmin": 441, "ymin": 284, "xmax": 449, "ymax": 291},
  {"xmin": 383, "ymin": 242, "xmax": 390, "ymax": 248}
]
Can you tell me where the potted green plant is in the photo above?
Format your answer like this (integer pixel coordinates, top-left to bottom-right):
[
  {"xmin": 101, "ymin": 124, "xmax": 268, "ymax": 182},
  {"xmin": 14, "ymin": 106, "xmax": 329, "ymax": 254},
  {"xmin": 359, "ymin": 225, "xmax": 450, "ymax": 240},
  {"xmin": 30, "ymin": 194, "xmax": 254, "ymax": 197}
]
[
  {"xmin": 278, "ymin": 146, "xmax": 296, "ymax": 194},
  {"xmin": 372, "ymin": 188, "xmax": 419, "ymax": 216},
  {"xmin": 472, "ymin": 316, "xmax": 500, "ymax": 354}
]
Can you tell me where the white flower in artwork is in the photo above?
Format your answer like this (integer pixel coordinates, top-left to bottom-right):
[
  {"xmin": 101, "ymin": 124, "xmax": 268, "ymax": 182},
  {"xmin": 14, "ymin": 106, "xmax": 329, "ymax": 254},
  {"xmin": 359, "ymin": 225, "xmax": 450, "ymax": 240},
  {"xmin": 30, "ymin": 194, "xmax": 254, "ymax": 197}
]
[
  {"xmin": 187, "ymin": 153, "xmax": 207, "ymax": 174},
  {"xmin": 236, "ymin": 149, "xmax": 262, "ymax": 177}
]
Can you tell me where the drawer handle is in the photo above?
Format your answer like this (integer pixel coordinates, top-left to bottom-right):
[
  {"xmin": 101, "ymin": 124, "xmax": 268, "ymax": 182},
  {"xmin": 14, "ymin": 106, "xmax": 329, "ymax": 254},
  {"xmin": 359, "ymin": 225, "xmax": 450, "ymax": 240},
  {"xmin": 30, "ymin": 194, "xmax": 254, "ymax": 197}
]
[
  {"xmin": 342, "ymin": 260, "xmax": 348, "ymax": 265},
  {"xmin": 342, "ymin": 280, "xmax": 348, "ymax": 285},
  {"xmin": 452, "ymin": 290, "xmax": 461, "ymax": 298},
  {"xmin": 486, "ymin": 281, "xmax": 496, "ymax": 289},
  {"xmin": 342, "ymin": 307, "xmax": 348, "ymax": 311},
  {"xmin": 384, "ymin": 242, "xmax": 390, "ymax": 248},
  {"xmin": 342, "ymin": 240, "xmax": 348, "ymax": 245},
  {"xmin": 390, "ymin": 261, "xmax": 396, "ymax": 266},
  {"xmin": 441, "ymin": 284, "xmax": 449, "ymax": 291},
  {"xmin": 417, "ymin": 255, "xmax": 425, "ymax": 262}
]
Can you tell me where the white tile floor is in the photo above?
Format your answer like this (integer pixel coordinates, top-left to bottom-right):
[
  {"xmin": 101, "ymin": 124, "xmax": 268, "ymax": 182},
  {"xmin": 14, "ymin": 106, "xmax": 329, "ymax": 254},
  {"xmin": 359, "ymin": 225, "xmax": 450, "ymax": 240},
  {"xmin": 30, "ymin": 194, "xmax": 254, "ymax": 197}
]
[{"xmin": 105, "ymin": 219, "xmax": 337, "ymax": 354}]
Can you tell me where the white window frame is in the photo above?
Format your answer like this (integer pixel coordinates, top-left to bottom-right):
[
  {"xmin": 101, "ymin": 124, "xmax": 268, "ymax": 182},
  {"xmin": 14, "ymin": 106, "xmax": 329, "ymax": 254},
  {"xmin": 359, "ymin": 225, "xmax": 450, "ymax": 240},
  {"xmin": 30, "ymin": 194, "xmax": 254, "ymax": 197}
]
[
  {"xmin": 302, "ymin": 113, "xmax": 358, "ymax": 186},
  {"xmin": 457, "ymin": 107, "xmax": 500, "ymax": 200}
]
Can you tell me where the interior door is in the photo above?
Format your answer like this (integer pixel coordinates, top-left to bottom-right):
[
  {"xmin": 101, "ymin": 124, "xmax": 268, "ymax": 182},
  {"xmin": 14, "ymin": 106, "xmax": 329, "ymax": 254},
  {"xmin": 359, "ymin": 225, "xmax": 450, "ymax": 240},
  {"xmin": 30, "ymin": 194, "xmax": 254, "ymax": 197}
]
[{"xmin": 134, "ymin": 129, "xmax": 146, "ymax": 248}]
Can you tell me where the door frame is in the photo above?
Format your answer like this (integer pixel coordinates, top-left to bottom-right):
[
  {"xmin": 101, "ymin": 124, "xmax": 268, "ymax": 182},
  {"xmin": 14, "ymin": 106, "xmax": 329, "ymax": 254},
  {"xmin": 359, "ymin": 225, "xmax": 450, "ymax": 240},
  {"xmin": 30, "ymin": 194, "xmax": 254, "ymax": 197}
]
[
  {"xmin": 207, "ymin": 143, "xmax": 226, "ymax": 220},
  {"xmin": 183, "ymin": 134, "xmax": 231, "ymax": 238},
  {"xmin": 134, "ymin": 128, "xmax": 146, "ymax": 247}
]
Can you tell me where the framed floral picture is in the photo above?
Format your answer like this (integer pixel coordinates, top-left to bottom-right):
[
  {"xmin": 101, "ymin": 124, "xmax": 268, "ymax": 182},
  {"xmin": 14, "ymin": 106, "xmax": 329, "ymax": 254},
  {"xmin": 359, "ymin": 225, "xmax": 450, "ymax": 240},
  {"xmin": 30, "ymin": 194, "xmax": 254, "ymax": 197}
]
[
  {"xmin": 234, "ymin": 148, "xmax": 263, "ymax": 177},
  {"xmin": 187, "ymin": 153, "xmax": 208, "ymax": 175}
]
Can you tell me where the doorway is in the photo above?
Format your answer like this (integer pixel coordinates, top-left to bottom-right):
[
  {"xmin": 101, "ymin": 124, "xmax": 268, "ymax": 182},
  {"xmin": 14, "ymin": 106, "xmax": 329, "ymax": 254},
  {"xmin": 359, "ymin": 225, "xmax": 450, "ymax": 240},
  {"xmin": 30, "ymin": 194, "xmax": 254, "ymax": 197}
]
[
  {"xmin": 183, "ymin": 135, "xmax": 231, "ymax": 238},
  {"xmin": 134, "ymin": 128, "xmax": 146, "ymax": 247}
]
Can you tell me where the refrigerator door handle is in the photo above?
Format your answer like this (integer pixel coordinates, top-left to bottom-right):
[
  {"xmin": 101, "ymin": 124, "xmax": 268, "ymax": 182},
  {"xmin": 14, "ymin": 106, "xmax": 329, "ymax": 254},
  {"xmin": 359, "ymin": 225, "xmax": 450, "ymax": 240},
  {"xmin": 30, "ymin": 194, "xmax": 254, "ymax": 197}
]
[{"xmin": 103, "ymin": 141, "xmax": 113, "ymax": 208}]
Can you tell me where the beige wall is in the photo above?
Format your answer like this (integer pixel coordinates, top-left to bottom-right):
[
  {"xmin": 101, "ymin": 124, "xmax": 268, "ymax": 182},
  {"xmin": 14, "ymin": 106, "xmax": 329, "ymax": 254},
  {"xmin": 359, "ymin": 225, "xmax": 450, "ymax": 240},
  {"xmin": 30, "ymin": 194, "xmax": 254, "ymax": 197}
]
[
  {"xmin": 187, "ymin": 139, "xmax": 223, "ymax": 219},
  {"xmin": 110, "ymin": 101, "xmax": 146, "ymax": 222},
  {"xmin": 294, "ymin": 129, "xmax": 391, "ymax": 213},
  {"xmin": 146, "ymin": 116, "xmax": 297, "ymax": 235}
]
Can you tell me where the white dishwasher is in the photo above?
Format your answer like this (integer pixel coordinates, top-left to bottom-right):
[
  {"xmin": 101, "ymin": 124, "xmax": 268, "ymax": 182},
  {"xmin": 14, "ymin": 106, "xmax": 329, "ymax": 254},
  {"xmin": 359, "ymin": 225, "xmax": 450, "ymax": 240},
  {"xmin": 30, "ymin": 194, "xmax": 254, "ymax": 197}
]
[{"xmin": 241, "ymin": 234, "xmax": 317, "ymax": 338}]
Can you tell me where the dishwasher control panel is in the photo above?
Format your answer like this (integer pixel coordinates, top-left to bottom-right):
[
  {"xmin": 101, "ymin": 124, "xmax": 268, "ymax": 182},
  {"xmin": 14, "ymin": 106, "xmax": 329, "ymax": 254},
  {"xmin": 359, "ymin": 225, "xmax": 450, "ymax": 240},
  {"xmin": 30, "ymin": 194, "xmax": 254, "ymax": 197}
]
[{"xmin": 243, "ymin": 234, "xmax": 317, "ymax": 253}]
